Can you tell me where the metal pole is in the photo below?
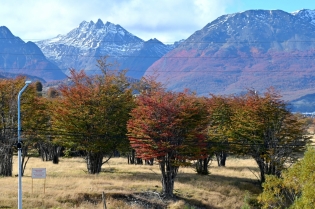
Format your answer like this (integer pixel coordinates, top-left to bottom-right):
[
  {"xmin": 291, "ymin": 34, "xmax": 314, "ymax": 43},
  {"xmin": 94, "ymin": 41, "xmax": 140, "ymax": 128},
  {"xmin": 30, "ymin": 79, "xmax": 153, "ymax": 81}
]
[{"xmin": 18, "ymin": 80, "xmax": 31, "ymax": 209}]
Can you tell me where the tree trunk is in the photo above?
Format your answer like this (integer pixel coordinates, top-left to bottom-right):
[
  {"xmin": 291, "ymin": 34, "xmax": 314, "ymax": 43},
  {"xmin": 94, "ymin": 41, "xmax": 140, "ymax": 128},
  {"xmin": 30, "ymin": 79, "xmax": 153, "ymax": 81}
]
[
  {"xmin": 0, "ymin": 146, "xmax": 13, "ymax": 176},
  {"xmin": 127, "ymin": 149, "xmax": 143, "ymax": 165},
  {"xmin": 38, "ymin": 142, "xmax": 50, "ymax": 161},
  {"xmin": 128, "ymin": 149, "xmax": 136, "ymax": 164},
  {"xmin": 21, "ymin": 144, "xmax": 29, "ymax": 176},
  {"xmin": 52, "ymin": 145, "xmax": 62, "ymax": 164},
  {"xmin": 159, "ymin": 154, "xmax": 179, "ymax": 198},
  {"xmin": 196, "ymin": 157, "xmax": 211, "ymax": 175},
  {"xmin": 135, "ymin": 158, "xmax": 143, "ymax": 164},
  {"xmin": 255, "ymin": 155, "xmax": 282, "ymax": 184},
  {"xmin": 86, "ymin": 151, "xmax": 103, "ymax": 174},
  {"xmin": 216, "ymin": 151, "xmax": 227, "ymax": 167},
  {"xmin": 145, "ymin": 158, "xmax": 154, "ymax": 165},
  {"xmin": 255, "ymin": 157, "xmax": 266, "ymax": 183},
  {"xmin": 37, "ymin": 142, "xmax": 62, "ymax": 163}
]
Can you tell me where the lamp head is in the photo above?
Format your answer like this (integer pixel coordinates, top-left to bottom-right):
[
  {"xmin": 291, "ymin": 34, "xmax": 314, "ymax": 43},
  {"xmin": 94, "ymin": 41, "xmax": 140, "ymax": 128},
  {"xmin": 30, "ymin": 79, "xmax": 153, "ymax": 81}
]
[{"xmin": 25, "ymin": 81, "xmax": 32, "ymax": 84}]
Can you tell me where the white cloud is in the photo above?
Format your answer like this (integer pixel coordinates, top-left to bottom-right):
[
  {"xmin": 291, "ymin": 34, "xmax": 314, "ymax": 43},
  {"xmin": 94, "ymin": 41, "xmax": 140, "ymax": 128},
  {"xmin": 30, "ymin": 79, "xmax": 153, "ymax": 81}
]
[
  {"xmin": 0, "ymin": 0, "xmax": 232, "ymax": 43},
  {"xmin": 104, "ymin": 0, "xmax": 232, "ymax": 42}
]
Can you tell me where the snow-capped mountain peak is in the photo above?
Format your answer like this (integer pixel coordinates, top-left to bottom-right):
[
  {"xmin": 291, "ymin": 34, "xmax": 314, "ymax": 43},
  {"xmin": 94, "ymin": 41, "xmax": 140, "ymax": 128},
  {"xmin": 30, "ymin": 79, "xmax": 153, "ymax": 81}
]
[
  {"xmin": 95, "ymin": 19, "xmax": 104, "ymax": 28},
  {"xmin": 76, "ymin": 19, "xmax": 123, "ymax": 37},
  {"xmin": 36, "ymin": 19, "xmax": 145, "ymax": 61},
  {"xmin": 37, "ymin": 19, "xmax": 144, "ymax": 51},
  {"xmin": 292, "ymin": 9, "xmax": 315, "ymax": 25},
  {"xmin": 35, "ymin": 19, "xmax": 173, "ymax": 79}
]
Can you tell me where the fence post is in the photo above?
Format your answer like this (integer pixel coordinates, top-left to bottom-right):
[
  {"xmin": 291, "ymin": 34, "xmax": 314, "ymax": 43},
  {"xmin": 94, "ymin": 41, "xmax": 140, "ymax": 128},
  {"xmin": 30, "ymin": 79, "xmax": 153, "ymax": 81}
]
[{"xmin": 102, "ymin": 191, "xmax": 107, "ymax": 209}]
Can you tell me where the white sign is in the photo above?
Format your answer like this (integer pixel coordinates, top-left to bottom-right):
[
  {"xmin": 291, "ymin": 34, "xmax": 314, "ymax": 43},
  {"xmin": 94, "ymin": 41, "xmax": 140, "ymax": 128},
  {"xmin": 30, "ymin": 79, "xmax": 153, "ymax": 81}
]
[{"xmin": 32, "ymin": 168, "xmax": 46, "ymax": 179}]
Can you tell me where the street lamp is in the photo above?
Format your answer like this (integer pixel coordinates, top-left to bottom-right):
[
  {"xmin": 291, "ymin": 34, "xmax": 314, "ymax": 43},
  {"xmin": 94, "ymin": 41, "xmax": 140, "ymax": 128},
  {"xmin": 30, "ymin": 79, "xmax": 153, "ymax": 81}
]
[{"xmin": 17, "ymin": 80, "xmax": 31, "ymax": 209}]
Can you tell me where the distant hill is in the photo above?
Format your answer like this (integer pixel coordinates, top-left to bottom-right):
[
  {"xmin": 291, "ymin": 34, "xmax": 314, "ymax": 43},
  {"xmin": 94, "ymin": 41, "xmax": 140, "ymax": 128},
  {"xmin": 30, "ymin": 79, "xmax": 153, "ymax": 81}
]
[
  {"xmin": 289, "ymin": 93, "xmax": 315, "ymax": 113},
  {"xmin": 145, "ymin": 9, "xmax": 315, "ymax": 104},
  {"xmin": 0, "ymin": 26, "xmax": 66, "ymax": 81},
  {"xmin": 0, "ymin": 70, "xmax": 46, "ymax": 83}
]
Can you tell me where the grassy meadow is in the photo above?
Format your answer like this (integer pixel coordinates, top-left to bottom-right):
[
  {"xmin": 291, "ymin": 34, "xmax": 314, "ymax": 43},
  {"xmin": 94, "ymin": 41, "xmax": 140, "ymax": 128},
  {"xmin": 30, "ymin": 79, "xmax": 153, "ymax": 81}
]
[{"xmin": 0, "ymin": 155, "xmax": 263, "ymax": 209}]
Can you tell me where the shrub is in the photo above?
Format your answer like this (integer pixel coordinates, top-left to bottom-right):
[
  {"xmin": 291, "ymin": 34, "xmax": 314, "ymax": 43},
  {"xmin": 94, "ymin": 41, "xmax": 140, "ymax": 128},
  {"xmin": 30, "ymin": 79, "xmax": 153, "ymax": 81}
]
[{"xmin": 258, "ymin": 146, "xmax": 315, "ymax": 208}]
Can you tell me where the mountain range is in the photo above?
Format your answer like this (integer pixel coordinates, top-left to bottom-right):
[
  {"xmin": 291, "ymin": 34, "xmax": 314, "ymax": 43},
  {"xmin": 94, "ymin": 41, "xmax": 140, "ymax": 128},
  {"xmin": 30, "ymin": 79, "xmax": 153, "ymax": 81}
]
[
  {"xmin": 146, "ymin": 9, "xmax": 315, "ymax": 102},
  {"xmin": 1, "ymin": 9, "xmax": 315, "ymax": 112}
]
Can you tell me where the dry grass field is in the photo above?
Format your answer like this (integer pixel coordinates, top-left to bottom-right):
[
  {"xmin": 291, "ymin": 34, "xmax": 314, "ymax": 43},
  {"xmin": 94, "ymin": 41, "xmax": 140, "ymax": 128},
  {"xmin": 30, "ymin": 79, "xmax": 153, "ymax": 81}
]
[
  {"xmin": 2, "ymin": 123, "xmax": 313, "ymax": 209},
  {"xmin": 0, "ymin": 155, "xmax": 263, "ymax": 209}
]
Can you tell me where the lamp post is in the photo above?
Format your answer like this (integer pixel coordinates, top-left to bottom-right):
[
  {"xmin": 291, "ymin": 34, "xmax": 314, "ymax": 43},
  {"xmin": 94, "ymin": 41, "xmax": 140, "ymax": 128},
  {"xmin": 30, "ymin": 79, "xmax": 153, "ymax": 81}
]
[{"xmin": 17, "ymin": 80, "xmax": 31, "ymax": 209}]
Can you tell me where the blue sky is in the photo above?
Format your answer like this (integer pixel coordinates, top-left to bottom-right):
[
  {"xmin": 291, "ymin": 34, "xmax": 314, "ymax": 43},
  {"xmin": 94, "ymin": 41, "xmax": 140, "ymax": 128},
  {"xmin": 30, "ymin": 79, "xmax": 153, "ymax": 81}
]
[
  {"xmin": 227, "ymin": 0, "xmax": 315, "ymax": 13},
  {"xmin": 0, "ymin": 0, "xmax": 314, "ymax": 44}
]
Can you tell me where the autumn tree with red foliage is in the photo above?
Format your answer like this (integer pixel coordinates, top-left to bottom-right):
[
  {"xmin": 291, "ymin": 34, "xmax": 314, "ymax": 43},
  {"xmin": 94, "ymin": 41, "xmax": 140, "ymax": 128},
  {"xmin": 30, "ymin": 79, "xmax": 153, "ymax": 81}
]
[{"xmin": 127, "ymin": 87, "xmax": 209, "ymax": 198}]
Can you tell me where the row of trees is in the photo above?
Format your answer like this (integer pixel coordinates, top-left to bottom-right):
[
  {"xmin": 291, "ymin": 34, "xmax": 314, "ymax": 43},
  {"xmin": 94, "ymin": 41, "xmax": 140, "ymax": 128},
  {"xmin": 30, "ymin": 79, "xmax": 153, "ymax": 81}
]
[
  {"xmin": 127, "ymin": 85, "xmax": 309, "ymax": 197},
  {"xmin": 0, "ymin": 58, "xmax": 310, "ymax": 199},
  {"xmin": 0, "ymin": 58, "xmax": 134, "ymax": 176}
]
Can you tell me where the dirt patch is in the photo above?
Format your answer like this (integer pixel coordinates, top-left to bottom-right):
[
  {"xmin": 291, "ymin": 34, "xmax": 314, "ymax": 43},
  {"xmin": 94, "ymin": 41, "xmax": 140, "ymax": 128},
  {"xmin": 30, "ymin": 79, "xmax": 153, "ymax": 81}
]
[
  {"xmin": 111, "ymin": 192, "xmax": 166, "ymax": 209},
  {"xmin": 56, "ymin": 192, "xmax": 165, "ymax": 208},
  {"xmin": 111, "ymin": 192, "xmax": 214, "ymax": 209},
  {"xmin": 58, "ymin": 192, "xmax": 212, "ymax": 209}
]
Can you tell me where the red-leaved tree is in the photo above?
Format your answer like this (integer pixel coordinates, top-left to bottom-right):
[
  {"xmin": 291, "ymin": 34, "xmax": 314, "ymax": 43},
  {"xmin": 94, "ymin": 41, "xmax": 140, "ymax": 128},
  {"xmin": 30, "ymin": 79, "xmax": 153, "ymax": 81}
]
[{"xmin": 127, "ymin": 87, "xmax": 209, "ymax": 198}]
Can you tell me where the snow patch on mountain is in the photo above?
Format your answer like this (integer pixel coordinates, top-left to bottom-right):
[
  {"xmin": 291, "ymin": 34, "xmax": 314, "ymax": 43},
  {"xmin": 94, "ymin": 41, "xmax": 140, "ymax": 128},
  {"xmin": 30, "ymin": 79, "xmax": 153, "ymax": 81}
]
[{"xmin": 292, "ymin": 9, "xmax": 315, "ymax": 25}]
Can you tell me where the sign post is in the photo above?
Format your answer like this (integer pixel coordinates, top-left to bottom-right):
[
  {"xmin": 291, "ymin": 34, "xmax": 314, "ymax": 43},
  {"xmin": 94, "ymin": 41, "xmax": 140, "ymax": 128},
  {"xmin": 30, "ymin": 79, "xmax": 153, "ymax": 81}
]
[{"xmin": 31, "ymin": 168, "xmax": 46, "ymax": 193}]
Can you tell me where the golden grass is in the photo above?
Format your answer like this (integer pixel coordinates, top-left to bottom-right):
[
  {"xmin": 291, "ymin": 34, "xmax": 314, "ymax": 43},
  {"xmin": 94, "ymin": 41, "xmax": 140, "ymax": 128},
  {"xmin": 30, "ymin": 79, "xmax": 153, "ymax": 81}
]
[{"xmin": 0, "ymin": 156, "xmax": 261, "ymax": 209}]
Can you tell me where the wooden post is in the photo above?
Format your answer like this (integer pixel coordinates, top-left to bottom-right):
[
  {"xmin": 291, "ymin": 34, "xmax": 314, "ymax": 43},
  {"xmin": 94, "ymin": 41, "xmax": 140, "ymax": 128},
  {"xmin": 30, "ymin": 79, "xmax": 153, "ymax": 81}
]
[{"xmin": 102, "ymin": 191, "xmax": 107, "ymax": 209}]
